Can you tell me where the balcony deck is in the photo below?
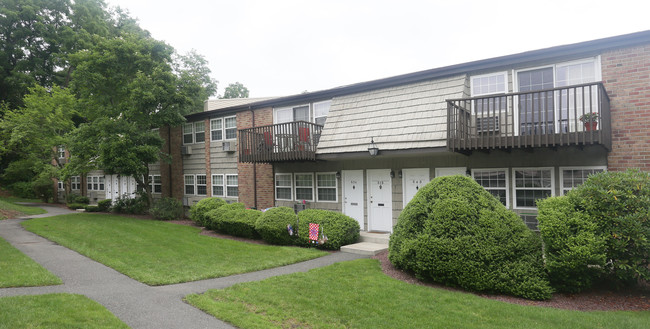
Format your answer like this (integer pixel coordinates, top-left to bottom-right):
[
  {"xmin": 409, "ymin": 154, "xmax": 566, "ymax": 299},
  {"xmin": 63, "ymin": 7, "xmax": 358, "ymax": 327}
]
[
  {"xmin": 238, "ymin": 121, "xmax": 323, "ymax": 163},
  {"xmin": 447, "ymin": 82, "xmax": 611, "ymax": 153}
]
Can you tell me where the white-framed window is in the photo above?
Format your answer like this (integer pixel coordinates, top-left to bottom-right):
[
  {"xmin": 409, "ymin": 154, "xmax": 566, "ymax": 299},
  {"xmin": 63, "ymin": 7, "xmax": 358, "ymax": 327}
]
[
  {"xmin": 194, "ymin": 121, "xmax": 205, "ymax": 143},
  {"xmin": 196, "ymin": 174, "xmax": 207, "ymax": 196},
  {"xmin": 226, "ymin": 174, "xmax": 238, "ymax": 198},
  {"xmin": 294, "ymin": 173, "xmax": 314, "ymax": 201},
  {"xmin": 57, "ymin": 146, "xmax": 65, "ymax": 159},
  {"xmin": 57, "ymin": 181, "xmax": 64, "ymax": 190},
  {"xmin": 471, "ymin": 72, "xmax": 508, "ymax": 115},
  {"xmin": 210, "ymin": 118, "xmax": 223, "ymax": 141},
  {"xmin": 211, "ymin": 174, "xmax": 224, "ymax": 197},
  {"xmin": 99, "ymin": 177, "xmax": 105, "ymax": 191},
  {"xmin": 512, "ymin": 168, "xmax": 554, "ymax": 209},
  {"xmin": 182, "ymin": 123, "xmax": 194, "ymax": 145},
  {"xmin": 560, "ymin": 166, "xmax": 606, "ymax": 195},
  {"xmin": 274, "ymin": 104, "xmax": 310, "ymax": 124},
  {"xmin": 313, "ymin": 100, "xmax": 331, "ymax": 126},
  {"xmin": 275, "ymin": 173, "xmax": 293, "ymax": 200},
  {"xmin": 316, "ymin": 172, "xmax": 337, "ymax": 202},
  {"xmin": 149, "ymin": 175, "xmax": 161, "ymax": 194},
  {"xmin": 472, "ymin": 169, "xmax": 509, "ymax": 208},
  {"xmin": 87, "ymin": 176, "xmax": 105, "ymax": 191},
  {"xmin": 71, "ymin": 176, "xmax": 81, "ymax": 190},
  {"xmin": 224, "ymin": 116, "xmax": 237, "ymax": 140},
  {"xmin": 184, "ymin": 175, "xmax": 195, "ymax": 195}
]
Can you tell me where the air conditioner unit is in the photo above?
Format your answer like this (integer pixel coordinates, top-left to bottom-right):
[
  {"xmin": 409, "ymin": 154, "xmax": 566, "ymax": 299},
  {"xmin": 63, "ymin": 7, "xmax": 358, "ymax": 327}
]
[
  {"xmin": 182, "ymin": 197, "xmax": 190, "ymax": 206},
  {"xmin": 476, "ymin": 116, "xmax": 500, "ymax": 133},
  {"xmin": 181, "ymin": 146, "xmax": 192, "ymax": 155},
  {"xmin": 222, "ymin": 141, "xmax": 235, "ymax": 152}
]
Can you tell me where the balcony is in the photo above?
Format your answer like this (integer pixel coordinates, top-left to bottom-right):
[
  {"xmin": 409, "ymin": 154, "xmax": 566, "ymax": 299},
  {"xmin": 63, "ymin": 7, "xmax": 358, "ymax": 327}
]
[
  {"xmin": 238, "ymin": 121, "xmax": 323, "ymax": 163},
  {"xmin": 447, "ymin": 82, "xmax": 611, "ymax": 153}
]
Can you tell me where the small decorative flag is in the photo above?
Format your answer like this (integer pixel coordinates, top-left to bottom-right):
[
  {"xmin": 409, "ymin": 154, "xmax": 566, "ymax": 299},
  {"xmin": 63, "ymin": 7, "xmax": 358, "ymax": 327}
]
[
  {"xmin": 309, "ymin": 223, "xmax": 320, "ymax": 241},
  {"xmin": 287, "ymin": 224, "xmax": 294, "ymax": 236}
]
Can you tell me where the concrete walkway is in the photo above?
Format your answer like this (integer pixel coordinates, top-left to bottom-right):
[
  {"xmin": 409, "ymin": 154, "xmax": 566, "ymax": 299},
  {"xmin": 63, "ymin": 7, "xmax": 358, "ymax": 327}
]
[{"xmin": 0, "ymin": 204, "xmax": 368, "ymax": 329}]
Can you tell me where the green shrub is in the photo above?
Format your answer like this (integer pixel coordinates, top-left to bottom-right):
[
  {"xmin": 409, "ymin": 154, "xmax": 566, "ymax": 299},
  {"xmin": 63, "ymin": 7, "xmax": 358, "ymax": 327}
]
[
  {"xmin": 73, "ymin": 195, "xmax": 90, "ymax": 204},
  {"xmin": 67, "ymin": 203, "xmax": 86, "ymax": 210},
  {"xmin": 389, "ymin": 175, "xmax": 552, "ymax": 300},
  {"xmin": 205, "ymin": 203, "xmax": 246, "ymax": 231},
  {"xmin": 220, "ymin": 208, "xmax": 263, "ymax": 239},
  {"xmin": 190, "ymin": 197, "xmax": 227, "ymax": 226},
  {"xmin": 84, "ymin": 205, "xmax": 100, "ymax": 212},
  {"xmin": 111, "ymin": 193, "xmax": 148, "ymax": 215},
  {"xmin": 296, "ymin": 209, "xmax": 360, "ymax": 250},
  {"xmin": 66, "ymin": 193, "xmax": 81, "ymax": 204},
  {"xmin": 255, "ymin": 207, "xmax": 298, "ymax": 245},
  {"xmin": 149, "ymin": 197, "xmax": 183, "ymax": 220},
  {"xmin": 8, "ymin": 182, "xmax": 35, "ymax": 199},
  {"xmin": 97, "ymin": 199, "xmax": 112, "ymax": 212}
]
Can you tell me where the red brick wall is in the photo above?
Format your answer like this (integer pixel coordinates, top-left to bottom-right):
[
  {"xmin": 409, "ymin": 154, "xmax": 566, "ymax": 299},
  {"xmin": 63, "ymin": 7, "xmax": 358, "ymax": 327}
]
[
  {"xmin": 237, "ymin": 107, "xmax": 274, "ymax": 209},
  {"xmin": 602, "ymin": 44, "xmax": 650, "ymax": 171},
  {"xmin": 167, "ymin": 125, "xmax": 184, "ymax": 199}
]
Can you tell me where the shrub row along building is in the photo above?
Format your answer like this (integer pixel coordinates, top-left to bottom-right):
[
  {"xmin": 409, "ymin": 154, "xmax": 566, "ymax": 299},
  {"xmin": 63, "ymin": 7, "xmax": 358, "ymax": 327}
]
[{"xmin": 58, "ymin": 30, "xmax": 650, "ymax": 231}]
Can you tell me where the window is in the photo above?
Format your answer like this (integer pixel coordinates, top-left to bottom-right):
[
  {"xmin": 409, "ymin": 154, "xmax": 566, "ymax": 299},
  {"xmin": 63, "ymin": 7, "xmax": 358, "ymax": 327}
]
[
  {"xmin": 513, "ymin": 168, "xmax": 554, "ymax": 208},
  {"xmin": 226, "ymin": 174, "xmax": 238, "ymax": 197},
  {"xmin": 471, "ymin": 72, "xmax": 507, "ymax": 115},
  {"xmin": 225, "ymin": 116, "xmax": 237, "ymax": 140},
  {"xmin": 99, "ymin": 177, "xmax": 105, "ymax": 190},
  {"xmin": 313, "ymin": 101, "xmax": 331, "ymax": 126},
  {"xmin": 87, "ymin": 176, "xmax": 104, "ymax": 191},
  {"xmin": 212, "ymin": 174, "xmax": 224, "ymax": 196},
  {"xmin": 57, "ymin": 146, "xmax": 65, "ymax": 159},
  {"xmin": 58, "ymin": 181, "xmax": 64, "ymax": 190},
  {"xmin": 274, "ymin": 105, "xmax": 310, "ymax": 124},
  {"xmin": 183, "ymin": 123, "xmax": 194, "ymax": 144},
  {"xmin": 210, "ymin": 118, "xmax": 223, "ymax": 141},
  {"xmin": 294, "ymin": 173, "xmax": 314, "ymax": 201},
  {"xmin": 194, "ymin": 121, "xmax": 205, "ymax": 143},
  {"xmin": 316, "ymin": 173, "xmax": 337, "ymax": 202},
  {"xmin": 472, "ymin": 169, "xmax": 508, "ymax": 207},
  {"xmin": 196, "ymin": 174, "xmax": 207, "ymax": 196},
  {"xmin": 71, "ymin": 176, "xmax": 81, "ymax": 190},
  {"xmin": 184, "ymin": 175, "xmax": 195, "ymax": 195},
  {"xmin": 275, "ymin": 173, "xmax": 293, "ymax": 200},
  {"xmin": 560, "ymin": 166, "xmax": 605, "ymax": 195},
  {"xmin": 149, "ymin": 175, "xmax": 161, "ymax": 194}
]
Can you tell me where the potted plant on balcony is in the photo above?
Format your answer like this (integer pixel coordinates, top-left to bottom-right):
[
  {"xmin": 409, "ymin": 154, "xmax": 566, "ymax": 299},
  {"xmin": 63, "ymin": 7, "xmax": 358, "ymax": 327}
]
[{"xmin": 579, "ymin": 112, "xmax": 600, "ymax": 131}]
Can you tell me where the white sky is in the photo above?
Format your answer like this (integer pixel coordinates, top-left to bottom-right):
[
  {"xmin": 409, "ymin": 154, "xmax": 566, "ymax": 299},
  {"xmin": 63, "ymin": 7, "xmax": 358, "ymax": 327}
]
[{"xmin": 104, "ymin": 0, "xmax": 650, "ymax": 98}]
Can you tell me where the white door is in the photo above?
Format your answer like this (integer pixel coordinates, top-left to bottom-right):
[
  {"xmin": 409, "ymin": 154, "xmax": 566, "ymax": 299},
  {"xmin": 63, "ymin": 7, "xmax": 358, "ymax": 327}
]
[
  {"xmin": 435, "ymin": 167, "xmax": 467, "ymax": 177},
  {"xmin": 402, "ymin": 168, "xmax": 430, "ymax": 207},
  {"xmin": 367, "ymin": 169, "xmax": 393, "ymax": 232},
  {"xmin": 342, "ymin": 170, "xmax": 364, "ymax": 230}
]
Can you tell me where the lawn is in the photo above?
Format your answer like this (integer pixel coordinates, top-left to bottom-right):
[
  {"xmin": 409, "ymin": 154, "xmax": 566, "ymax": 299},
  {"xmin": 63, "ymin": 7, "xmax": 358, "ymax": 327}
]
[
  {"xmin": 0, "ymin": 237, "xmax": 61, "ymax": 288},
  {"xmin": 186, "ymin": 259, "xmax": 650, "ymax": 329},
  {"xmin": 0, "ymin": 293, "xmax": 129, "ymax": 329},
  {"xmin": 0, "ymin": 197, "xmax": 47, "ymax": 219},
  {"xmin": 22, "ymin": 214, "xmax": 326, "ymax": 285}
]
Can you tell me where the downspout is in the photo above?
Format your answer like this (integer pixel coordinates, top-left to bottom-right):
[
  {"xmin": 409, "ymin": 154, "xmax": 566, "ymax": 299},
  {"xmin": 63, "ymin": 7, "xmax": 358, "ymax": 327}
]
[{"xmin": 250, "ymin": 106, "xmax": 258, "ymax": 209}]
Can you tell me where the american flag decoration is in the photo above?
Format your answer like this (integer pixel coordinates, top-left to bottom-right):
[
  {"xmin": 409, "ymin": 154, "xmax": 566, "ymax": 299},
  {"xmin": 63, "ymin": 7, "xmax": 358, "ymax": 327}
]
[{"xmin": 309, "ymin": 223, "xmax": 320, "ymax": 241}]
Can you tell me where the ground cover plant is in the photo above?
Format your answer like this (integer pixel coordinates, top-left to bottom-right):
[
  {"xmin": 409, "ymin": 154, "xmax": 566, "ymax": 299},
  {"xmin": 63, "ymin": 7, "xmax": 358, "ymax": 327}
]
[
  {"xmin": 0, "ymin": 293, "xmax": 129, "ymax": 329},
  {"xmin": 185, "ymin": 259, "xmax": 650, "ymax": 329},
  {"xmin": 0, "ymin": 237, "xmax": 61, "ymax": 287},
  {"xmin": 389, "ymin": 175, "xmax": 552, "ymax": 300},
  {"xmin": 0, "ymin": 197, "xmax": 46, "ymax": 219},
  {"xmin": 22, "ymin": 213, "xmax": 325, "ymax": 285}
]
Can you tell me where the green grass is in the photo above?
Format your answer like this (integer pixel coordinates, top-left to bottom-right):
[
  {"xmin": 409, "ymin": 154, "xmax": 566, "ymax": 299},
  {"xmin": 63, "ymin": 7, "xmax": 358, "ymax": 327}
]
[
  {"xmin": 186, "ymin": 259, "xmax": 650, "ymax": 329},
  {"xmin": 0, "ymin": 293, "xmax": 129, "ymax": 329},
  {"xmin": 22, "ymin": 214, "xmax": 326, "ymax": 285},
  {"xmin": 0, "ymin": 197, "xmax": 47, "ymax": 219},
  {"xmin": 0, "ymin": 236, "xmax": 61, "ymax": 288}
]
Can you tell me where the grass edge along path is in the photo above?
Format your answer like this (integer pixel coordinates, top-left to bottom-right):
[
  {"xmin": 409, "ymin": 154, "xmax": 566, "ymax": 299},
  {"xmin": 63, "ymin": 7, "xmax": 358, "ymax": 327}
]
[
  {"xmin": 0, "ymin": 197, "xmax": 46, "ymax": 219},
  {"xmin": 185, "ymin": 259, "xmax": 650, "ymax": 329},
  {"xmin": 0, "ymin": 236, "xmax": 61, "ymax": 288},
  {"xmin": 22, "ymin": 213, "xmax": 326, "ymax": 285},
  {"xmin": 0, "ymin": 293, "xmax": 129, "ymax": 329}
]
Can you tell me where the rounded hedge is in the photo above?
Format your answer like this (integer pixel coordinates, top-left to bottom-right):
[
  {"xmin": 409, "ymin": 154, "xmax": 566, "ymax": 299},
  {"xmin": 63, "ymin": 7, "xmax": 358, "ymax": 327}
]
[
  {"xmin": 205, "ymin": 203, "xmax": 246, "ymax": 232},
  {"xmin": 149, "ymin": 197, "xmax": 184, "ymax": 221},
  {"xmin": 296, "ymin": 209, "xmax": 360, "ymax": 250},
  {"xmin": 254, "ymin": 207, "xmax": 298, "ymax": 245},
  {"xmin": 389, "ymin": 175, "xmax": 552, "ymax": 300},
  {"xmin": 220, "ymin": 208, "xmax": 263, "ymax": 239},
  {"xmin": 189, "ymin": 197, "xmax": 227, "ymax": 227}
]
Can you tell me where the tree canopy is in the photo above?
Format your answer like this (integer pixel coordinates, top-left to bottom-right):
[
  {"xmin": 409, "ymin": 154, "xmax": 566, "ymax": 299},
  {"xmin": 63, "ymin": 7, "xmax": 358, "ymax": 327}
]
[{"xmin": 221, "ymin": 82, "xmax": 249, "ymax": 99}]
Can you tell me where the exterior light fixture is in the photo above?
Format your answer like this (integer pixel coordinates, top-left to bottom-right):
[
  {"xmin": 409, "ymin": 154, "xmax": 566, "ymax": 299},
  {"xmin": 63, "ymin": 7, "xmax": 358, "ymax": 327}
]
[
  {"xmin": 368, "ymin": 137, "xmax": 379, "ymax": 157},
  {"xmin": 398, "ymin": 170, "xmax": 403, "ymax": 179},
  {"xmin": 390, "ymin": 170, "xmax": 395, "ymax": 179},
  {"xmin": 335, "ymin": 171, "xmax": 341, "ymax": 179}
]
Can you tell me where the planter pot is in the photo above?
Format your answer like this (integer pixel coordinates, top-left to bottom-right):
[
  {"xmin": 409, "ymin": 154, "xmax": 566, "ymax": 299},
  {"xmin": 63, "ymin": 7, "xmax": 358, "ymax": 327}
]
[{"xmin": 584, "ymin": 122, "xmax": 598, "ymax": 131}]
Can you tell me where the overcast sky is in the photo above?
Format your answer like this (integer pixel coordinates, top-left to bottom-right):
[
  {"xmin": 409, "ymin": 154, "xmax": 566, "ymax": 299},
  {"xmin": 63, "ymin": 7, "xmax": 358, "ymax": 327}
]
[{"xmin": 104, "ymin": 0, "xmax": 649, "ymax": 98}]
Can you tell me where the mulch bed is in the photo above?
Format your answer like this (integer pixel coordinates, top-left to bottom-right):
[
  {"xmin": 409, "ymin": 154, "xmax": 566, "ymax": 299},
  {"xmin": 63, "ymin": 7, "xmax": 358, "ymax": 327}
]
[{"xmin": 372, "ymin": 250, "xmax": 650, "ymax": 311}]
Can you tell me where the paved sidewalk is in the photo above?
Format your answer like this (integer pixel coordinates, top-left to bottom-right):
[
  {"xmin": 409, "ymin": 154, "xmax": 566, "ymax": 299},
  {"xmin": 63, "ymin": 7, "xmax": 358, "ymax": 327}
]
[{"xmin": 0, "ymin": 204, "xmax": 368, "ymax": 329}]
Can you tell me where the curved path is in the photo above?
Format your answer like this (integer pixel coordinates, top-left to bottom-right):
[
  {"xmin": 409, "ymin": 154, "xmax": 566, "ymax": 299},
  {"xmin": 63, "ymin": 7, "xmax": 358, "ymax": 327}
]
[{"xmin": 0, "ymin": 204, "xmax": 367, "ymax": 329}]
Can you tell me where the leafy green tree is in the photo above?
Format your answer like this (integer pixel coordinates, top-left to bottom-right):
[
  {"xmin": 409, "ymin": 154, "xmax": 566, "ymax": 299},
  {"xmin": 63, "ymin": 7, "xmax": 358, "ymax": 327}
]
[
  {"xmin": 221, "ymin": 82, "xmax": 249, "ymax": 99},
  {"xmin": 174, "ymin": 50, "xmax": 218, "ymax": 114}
]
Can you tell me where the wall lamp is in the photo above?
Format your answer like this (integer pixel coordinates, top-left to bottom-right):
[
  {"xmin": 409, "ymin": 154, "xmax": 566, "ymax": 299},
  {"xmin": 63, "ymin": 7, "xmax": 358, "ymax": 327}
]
[
  {"xmin": 368, "ymin": 137, "xmax": 379, "ymax": 157},
  {"xmin": 398, "ymin": 170, "xmax": 403, "ymax": 179},
  {"xmin": 390, "ymin": 170, "xmax": 395, "ymax": 179},
  {"xmin": 335, "ymin": 171, "xmax": 341, "ymax": 179}
]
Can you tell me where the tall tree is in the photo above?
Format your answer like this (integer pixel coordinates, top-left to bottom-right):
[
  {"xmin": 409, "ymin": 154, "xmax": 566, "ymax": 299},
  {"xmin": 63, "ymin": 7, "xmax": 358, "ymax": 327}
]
[
  {"xmin": 174, "ymin": 50, "xmax": 217, "ymax": 114},
  {"xmin": 221, "ymin": 82, "xmax": 249, "ymax": 99}
]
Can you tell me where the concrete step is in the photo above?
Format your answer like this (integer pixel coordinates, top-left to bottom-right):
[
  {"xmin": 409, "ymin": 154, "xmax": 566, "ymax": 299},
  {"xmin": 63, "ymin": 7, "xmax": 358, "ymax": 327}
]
[
  {"xmin": 340, "ymin": 242, "xmax": 388, "ymax": 256},
  {"xmin": 359, "ymin": 231, "xmax": 390, "ymax": 244}
]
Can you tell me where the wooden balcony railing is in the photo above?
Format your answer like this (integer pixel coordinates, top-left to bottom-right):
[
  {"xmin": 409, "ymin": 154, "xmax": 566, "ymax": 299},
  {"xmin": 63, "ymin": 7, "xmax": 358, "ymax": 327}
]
[
  {"xmin": 238, "ymin": 121, "xmax": 323, "ymax": 163},
  {"xmin": 447, "ymin": 82, "xmax": 611, "ymax": 152}
]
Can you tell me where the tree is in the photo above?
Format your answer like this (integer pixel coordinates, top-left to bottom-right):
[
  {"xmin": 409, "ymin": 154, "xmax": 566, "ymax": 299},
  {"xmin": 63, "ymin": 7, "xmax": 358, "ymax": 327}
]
[
  {"xmin": 221, "ymin": 82, "xmax": 249, "ymax": 99},
  {"xmin": 174, "ymin": 50, "xmax": 217, "ymax": 114}
]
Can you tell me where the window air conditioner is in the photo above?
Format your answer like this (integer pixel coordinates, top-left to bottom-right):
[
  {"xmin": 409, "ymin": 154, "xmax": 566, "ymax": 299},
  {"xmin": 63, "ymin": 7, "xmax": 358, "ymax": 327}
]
[
  {"xmin": 181, "ymin": 146, "xmax": 192, "ymax": 155},
  {"xmin": 222, "ymin": 141, "xmax": 235, "ymax": 152},
  {"xmin": 476, "ymin": 116, "xmax": 500, "ymax": 133}
]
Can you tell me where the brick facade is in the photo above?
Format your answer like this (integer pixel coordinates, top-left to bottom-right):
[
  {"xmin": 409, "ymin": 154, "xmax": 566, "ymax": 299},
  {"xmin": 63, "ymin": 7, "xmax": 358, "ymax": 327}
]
[
  {"xmin": 162, "ymin": 125, "xmax": 184, "ymax": 199},
  {"xmin": 237, "ymin": 107, "xmax": 274, "ymax": 209},
  {"xmin": 602, "ymin": 45, "xmax": 650, "ymax": 171}
]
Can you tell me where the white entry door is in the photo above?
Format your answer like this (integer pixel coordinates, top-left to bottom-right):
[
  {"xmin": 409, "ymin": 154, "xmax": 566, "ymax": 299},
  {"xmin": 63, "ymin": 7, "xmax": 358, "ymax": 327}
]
[
  {"xmin": 342, "ymin": 170, "xmax": 364, "ymax": 230},
  {"xmin": 367, "ymin": 169, "xmax": 393, "ymax": 232},
  {"xmin": 435, "ymin": 167, "xmax": 467, "ymax": 177},
  {"xmin": 402, "ymin": 168, "xmax": 430, "ymax": 207}
]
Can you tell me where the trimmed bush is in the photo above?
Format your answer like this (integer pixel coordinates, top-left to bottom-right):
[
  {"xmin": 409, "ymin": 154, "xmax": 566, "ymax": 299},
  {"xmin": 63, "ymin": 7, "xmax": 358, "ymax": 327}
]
[
  {"xmin": 97, "ymin": 199, "xmax": 112, "ymax": 212},
  {"xmin": 84, "ymin": 205, "xmax": 100, "ymax": 212},
  {"xmin": 255, "ymin": 207, "xmax": 298, "ymax": 245},
  {"xmin": 220, "ymin": 208, "xmax": 263, "ymax": 239},
  {"xmin": 389, "ymin": 175, "xmax": 552, "ymax": 300},
  {"xmin": 537, "ymin": 197, "xmax": 606, "ymax": 293},
  {"xmin": 296, "ymin": 209, "xmax": 360, "ymax": 250},
  {"xmin": 205, "ymin": 203, "xmax": 246, "ymax": 231},
  {"xmin": 73, "ymin": 195, "xmax": 90, "ymax": 204},
  {"xmin": 149, "ymin": 197, "xmax": 183, "ymax": 220},
  {"xmin": 67, "ymin": 203, "xmax": 86, "ymax": 210},
  {"xmin": 111, "ymin": 194, "xmax": 148, "ymax": 214},
  {"xmin": 190, "ymin": 197, "xmax": 227, "ymax": 227},
  {"xmin": 66, "ymin": 193, "xmax": 81, "ymax": 204}
]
